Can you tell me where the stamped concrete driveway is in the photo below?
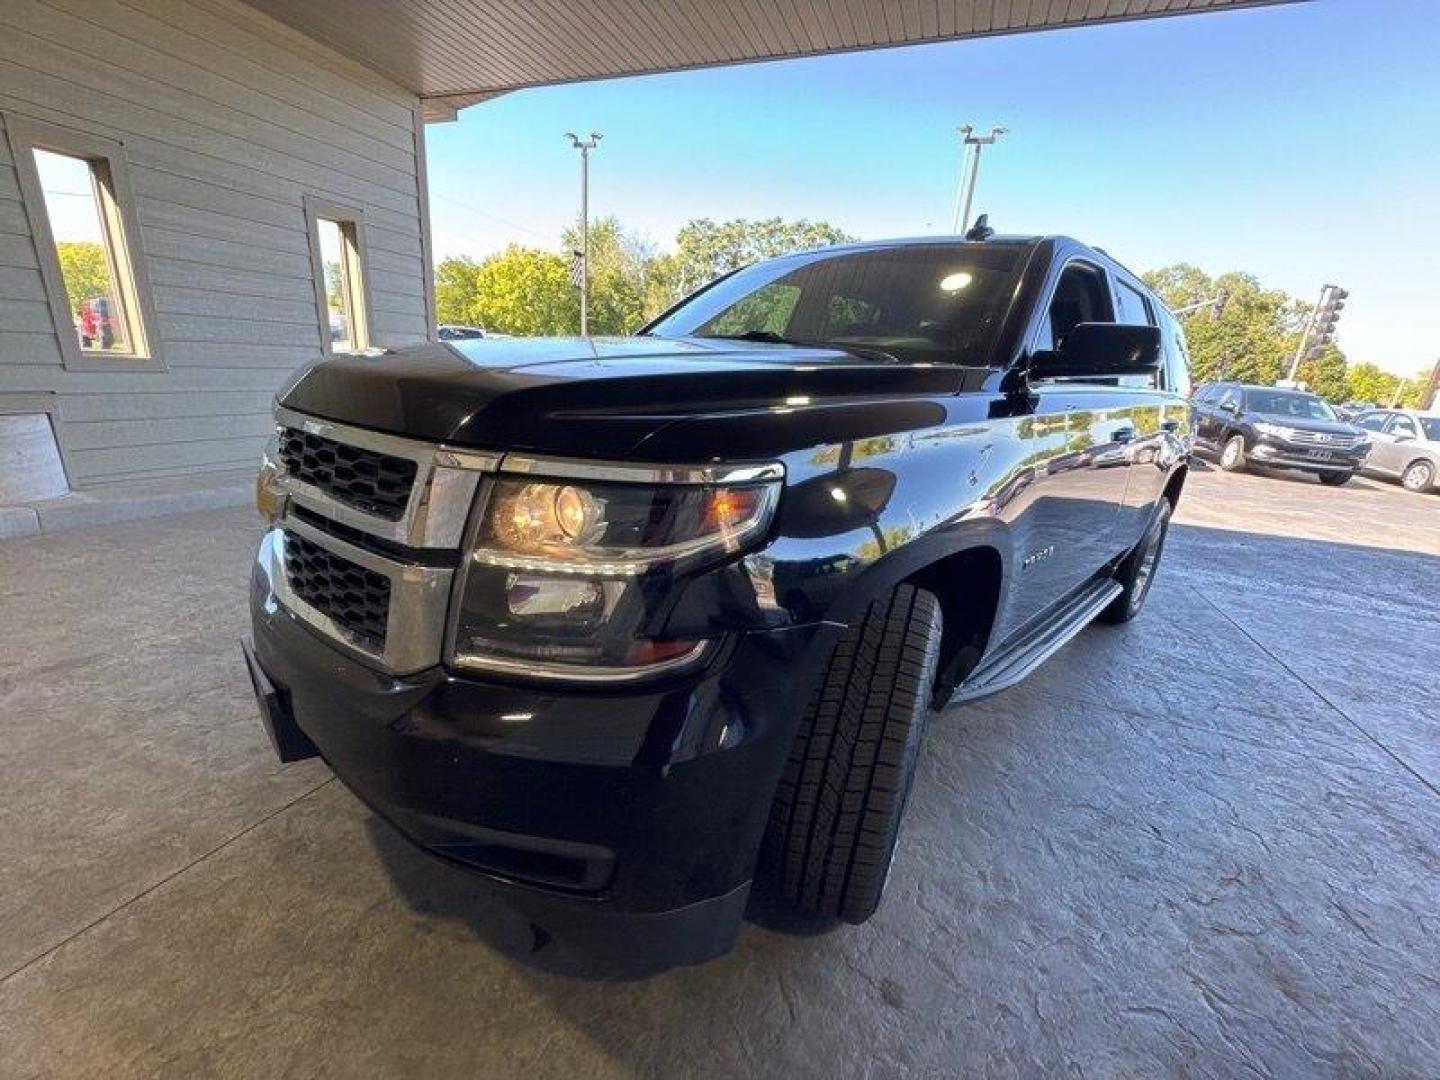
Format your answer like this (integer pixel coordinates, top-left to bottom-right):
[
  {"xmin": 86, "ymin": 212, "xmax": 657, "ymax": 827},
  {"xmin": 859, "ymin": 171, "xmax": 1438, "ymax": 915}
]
[{"xmin": 2, "ymin": 465, "xmax": 1437, "ymax": 1078}]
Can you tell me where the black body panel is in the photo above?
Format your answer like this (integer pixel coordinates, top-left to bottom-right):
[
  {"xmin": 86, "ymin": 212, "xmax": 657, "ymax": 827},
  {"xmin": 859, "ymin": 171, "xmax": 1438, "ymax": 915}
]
[{"xmin": 252, "ymin": 235, "xmax": 1192, "ymax": 959}]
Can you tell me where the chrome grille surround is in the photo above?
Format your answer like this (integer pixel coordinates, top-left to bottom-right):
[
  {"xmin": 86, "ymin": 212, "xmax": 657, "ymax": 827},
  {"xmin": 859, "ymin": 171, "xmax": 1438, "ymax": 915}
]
[
  {"xmin": 1286, "ymin": 429, "xmax": 1365, "ymax": 450},
  {"xmin": 278, "ymin": 427, "xmax": 417, "ymax": 521},
  {"xmin": 273, "ymin": 406, "xmax": 498, "ymax": 549},
  {"xmin": 260, "ymin": 515, "xmax": 456, "ymax": 674},
  {"xmin": 264, "ymin": 406, "xmax": 501, "ymax": 674},
  {"xmin": 281, "ymin": 528, "xmax": 392, "ymax": 651}
]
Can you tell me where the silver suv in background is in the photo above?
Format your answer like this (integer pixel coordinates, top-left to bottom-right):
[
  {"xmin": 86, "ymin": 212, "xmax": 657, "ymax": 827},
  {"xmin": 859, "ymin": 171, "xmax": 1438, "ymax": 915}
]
[{"xmin": 1354, "ymin": 410, "xmax": 1440, "ymax": 492}]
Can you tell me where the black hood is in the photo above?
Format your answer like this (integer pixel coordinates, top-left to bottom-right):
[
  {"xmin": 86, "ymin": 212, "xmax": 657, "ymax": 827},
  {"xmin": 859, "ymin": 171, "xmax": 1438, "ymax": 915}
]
[{"xmin": 278, "ymin": 336, "xmax": 985, "ymax": 459}]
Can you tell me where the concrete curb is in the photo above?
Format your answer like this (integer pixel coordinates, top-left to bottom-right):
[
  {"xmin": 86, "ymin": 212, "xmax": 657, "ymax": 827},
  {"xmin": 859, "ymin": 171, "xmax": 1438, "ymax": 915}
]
[{"xmin": 1, "ymin": 472, "xmax": 253, "ymax": 541}]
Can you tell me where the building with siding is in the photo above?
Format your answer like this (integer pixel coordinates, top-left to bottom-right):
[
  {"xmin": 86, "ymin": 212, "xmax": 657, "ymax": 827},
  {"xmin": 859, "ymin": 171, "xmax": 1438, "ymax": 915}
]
[
  {"xmin": 0, "ymin": 0, "xmax": 1296, "ymax": 535},
  {"xmin": 0, "ymin": 0, "xmax": 431, "ymax": 521}
]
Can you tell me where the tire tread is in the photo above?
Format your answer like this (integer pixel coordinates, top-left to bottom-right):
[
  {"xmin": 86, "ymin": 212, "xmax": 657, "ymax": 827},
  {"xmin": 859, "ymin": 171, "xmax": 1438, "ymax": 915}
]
[{"xmin": 761, "ymin": 584, "xmax": 942, "ymax": 922}]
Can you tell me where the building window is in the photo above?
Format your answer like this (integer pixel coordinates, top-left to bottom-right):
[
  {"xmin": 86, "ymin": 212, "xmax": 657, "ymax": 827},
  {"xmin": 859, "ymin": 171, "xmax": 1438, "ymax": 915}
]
[
  {"xmin": 305, "ymin": 198, "xmax": 371, "ymax": 354},
  {"xmin": 5, "ymin": 115, "xmax": 161, "ymax": 371}
]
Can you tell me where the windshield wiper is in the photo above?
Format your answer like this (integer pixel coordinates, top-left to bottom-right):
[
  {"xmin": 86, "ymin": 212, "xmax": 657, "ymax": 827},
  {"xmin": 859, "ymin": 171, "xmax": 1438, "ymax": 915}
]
[{"xmin": 706, "ymin": 329, "xmax": 901, "ymax": 364}]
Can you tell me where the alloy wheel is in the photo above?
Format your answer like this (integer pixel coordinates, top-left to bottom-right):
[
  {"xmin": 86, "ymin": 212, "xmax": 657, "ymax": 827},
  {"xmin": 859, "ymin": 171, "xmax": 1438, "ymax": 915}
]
[{"xmin": 1402, "ymin": 461, "xmax": 1434, "ymax": 492}]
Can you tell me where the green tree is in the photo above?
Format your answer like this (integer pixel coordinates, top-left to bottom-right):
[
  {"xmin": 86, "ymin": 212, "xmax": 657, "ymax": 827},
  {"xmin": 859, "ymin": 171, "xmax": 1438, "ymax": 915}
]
[
  {"xmin": 647, "ymin": 217, "xmax": 855, "ymax": 314},
  {"xmin": 55, "ymin": 241, "xmax": 111, "ymax": 315},
  {"xmin": 434, "ymin": 246, "xmax": 578, "ymax": 336},
  {"xmin": 1342, "ymin": 362, "xmax": 1431, "ymax": 408},
  {"xmin": 1143, "ymin": 264, "xmax": 1313, "ymax": 388},
  {"xmin": 561, "ymin": 216, "xmax": 650, "ymax": 334},
  {"xmin": 1296, "ymin": 346, "xmax": 1349, "ymax": 402},
  {"xmin": 434, "ymin": 255, "xmax": 482, "ymax": 325}
]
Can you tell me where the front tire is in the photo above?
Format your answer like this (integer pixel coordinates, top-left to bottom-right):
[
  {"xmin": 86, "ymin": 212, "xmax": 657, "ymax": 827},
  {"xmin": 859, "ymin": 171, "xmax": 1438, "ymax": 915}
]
[
  {"xmin": 1401, "ymin": 460, "xmax": 1435, "ymax": 492},
  {"xmin": 1099, "ymin": 499, "xmax": 1172, "ymax": 624},
  {"xmin": 1219, "ymin": 434, "xmax": 1248, "ymax": 472},
  {"xmin": 761, "ymin": 584, "xmax": 943, "ymax": 923},
  {"xmin": 1318, "ymin": 471, "xmax": 1353, "ymax": 487}
]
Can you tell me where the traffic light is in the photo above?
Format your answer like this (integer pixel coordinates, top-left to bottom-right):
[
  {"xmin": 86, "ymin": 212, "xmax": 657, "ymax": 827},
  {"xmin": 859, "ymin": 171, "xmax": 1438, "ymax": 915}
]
[{"xmin": 1305, "ymin": 284, "xmax": 1347, "ymax": 360}]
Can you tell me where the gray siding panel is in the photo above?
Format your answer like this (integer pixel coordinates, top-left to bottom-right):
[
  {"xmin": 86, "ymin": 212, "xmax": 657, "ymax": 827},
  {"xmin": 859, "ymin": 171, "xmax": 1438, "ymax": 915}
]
[
  {"xmin": 0, "ymin": 232, "xmax": 38, "ymax": 268},
  {"xmin": 0, "ymin": 0, "xmax": 429, "ymax": 490},
  {"xmin": 0, "ymin": 297, "xmax": 55, "ymax": 334},
  {"xmin": 0, "ymin": 266, "xmax": 48, "ymax": 303},
  {"xmin": 0, "ymin": 198, "xmax": 29, "ymax": 236}
]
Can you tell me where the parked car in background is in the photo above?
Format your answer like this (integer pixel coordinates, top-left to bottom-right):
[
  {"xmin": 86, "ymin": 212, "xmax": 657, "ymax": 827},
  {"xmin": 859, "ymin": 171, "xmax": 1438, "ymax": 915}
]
[
  {"xmin": 1191, "ymin": 382, "xmax": 1369, "ymax": 485},
  {"xmin": 78, "ymin": 296, "xmax": 120, "ymax": 350},
  {"xmin": 245, "ymin": 233, "xmax": 1192, "ymax": 963},
  {"xmin": 437, "ymin": 324, "xmax": 488, "ymax": 341},
  {"xmin": 1353, "ymin": 410, "xmax": 1440, "ymax": 492},
  {"xmin": 1336, "ymin": 400, "xmax": 1377, "ymax": 422}
]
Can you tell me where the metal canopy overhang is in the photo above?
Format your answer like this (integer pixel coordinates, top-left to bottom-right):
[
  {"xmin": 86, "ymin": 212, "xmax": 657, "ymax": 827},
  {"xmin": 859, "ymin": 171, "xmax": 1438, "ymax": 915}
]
[{"xmin": 243, "ymin": 0, "xmax": 1307, "ymax": 121}]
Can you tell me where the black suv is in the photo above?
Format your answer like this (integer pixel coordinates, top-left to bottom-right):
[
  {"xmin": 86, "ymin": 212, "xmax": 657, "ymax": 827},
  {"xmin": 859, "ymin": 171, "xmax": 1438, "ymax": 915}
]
[
  {"xmin": 1192, "ymin": 382, "xmax": 1369, "ymax": 485},
  {"xmin": 243, "ymin": 235, "xmax": 1192, "ymax": 964}
]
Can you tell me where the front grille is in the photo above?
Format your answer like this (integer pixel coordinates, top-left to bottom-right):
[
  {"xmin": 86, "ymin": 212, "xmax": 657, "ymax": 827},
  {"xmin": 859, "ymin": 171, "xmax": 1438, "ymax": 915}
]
[
  {"xmin": 278, "ymin": 427, "xmax": 417, "ymax": 520},
  {"xmin": 1287, "ymin": 429, "xmax": 1364, "ymax": 449},
  {"xmin": 282, "ymin": 530, "xmax": 390, "ymax": 650}
]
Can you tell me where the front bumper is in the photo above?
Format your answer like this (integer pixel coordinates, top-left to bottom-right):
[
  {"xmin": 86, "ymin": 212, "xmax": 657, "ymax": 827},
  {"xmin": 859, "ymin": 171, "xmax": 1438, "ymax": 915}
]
[
  {"xmin": 248, "ymin": 561, "xmax": 834, "ymax": 963},
  {"xmin": 1250, "ymin": 436, "xmax": 1367, "ymax": 472}
]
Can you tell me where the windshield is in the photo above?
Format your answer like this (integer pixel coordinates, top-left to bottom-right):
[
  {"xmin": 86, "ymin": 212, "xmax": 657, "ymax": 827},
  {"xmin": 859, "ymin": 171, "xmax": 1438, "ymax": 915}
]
[
  {"xmin": 1243, "ymin": 389, "xmax": 1338, "ymax": 421},
  {"xmin": 1420, "ymin": 417, "xmax": 1440, "ymax": 442},
  {"xmin": 646, "ymin": 243, "xmax": 1027, "ymax": 365}
]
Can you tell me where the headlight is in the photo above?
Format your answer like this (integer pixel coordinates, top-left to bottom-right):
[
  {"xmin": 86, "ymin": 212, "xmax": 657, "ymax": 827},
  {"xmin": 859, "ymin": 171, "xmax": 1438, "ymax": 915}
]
[
  {"xmin": 447, "ymin": 469, "xmax": 781, "ymax": 680},
  {"xmin": 255, "ymin": 427, "xmax": 286, "ymax": 521},
  {"xmin": 1254, "ymin": 422, "xmax": 1293, "ymax": 440}
]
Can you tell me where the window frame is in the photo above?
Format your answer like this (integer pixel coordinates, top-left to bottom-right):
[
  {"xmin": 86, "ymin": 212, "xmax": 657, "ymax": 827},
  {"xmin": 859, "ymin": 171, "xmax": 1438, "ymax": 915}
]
[
  {"xmin": 1388, "ymin": 414, "xmax": 1420, "ymax": 439},
  {"xmin": 1025, "ymin": 257, "xmax": 1123, "ymax": 388},
  {"xmin": 4, "ymin": 114, "xmax": 162, "ymax": 372},
  {"xmin": 1355, "ymin": 412, "xmax": 1390, "ymax": 432},
  {"xmin": 1031, "ymin": 258, "xmax": 1116, "ymax": 353},
  {"xmin": 303, "ymin": 196, "xmax": 374, "ymax": 356},
  {"xmin": 1111, "ymin": 274, "xmax": 1155, "ymax": 328}
]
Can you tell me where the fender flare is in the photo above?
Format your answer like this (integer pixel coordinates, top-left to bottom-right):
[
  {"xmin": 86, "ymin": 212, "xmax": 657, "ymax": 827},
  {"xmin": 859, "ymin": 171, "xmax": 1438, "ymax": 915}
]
[{"xmin": 778, "ymin": 519, "xmax": 1015, "ymax": 720}]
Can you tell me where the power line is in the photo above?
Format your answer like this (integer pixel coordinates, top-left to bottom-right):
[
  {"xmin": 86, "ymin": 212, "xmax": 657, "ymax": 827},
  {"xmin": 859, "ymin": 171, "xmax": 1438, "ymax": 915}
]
[{"xmin": 429, "ymin": 190, "xmax": 558, "ymax": 244}]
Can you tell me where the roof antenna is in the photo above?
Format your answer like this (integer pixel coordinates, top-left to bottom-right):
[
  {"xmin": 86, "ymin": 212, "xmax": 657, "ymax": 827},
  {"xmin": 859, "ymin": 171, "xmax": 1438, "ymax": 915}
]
[{"xmin": 965, "ymin": 214, "xmax": 994, "ymax": 242}]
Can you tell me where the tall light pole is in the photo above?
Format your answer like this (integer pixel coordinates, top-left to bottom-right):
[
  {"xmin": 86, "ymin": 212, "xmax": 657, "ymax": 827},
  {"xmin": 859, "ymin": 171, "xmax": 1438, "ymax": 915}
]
[
  {"xmin": 952, "ymin": 124, "xmax": 1006, "ymax": 234},
  {"xmin": 565, "ymin": 131, "xmax": 602, "ymax": 336}
]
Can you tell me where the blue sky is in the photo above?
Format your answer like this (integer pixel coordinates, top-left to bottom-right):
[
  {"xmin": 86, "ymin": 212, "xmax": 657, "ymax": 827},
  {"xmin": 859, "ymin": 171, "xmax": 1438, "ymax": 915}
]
[{"xmin": 426, "ymin": 0, "xmax": 1439, "ymax": 376}]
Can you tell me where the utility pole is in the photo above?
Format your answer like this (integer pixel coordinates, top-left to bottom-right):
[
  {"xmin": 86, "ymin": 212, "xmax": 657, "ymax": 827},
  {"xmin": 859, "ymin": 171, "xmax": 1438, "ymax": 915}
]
[
  {"xmin": 1423, "ymin": 356, "xmax": 1440, "ymax": 410},
  {"xmin": 1287, "ymin": 283, "xmax": 1348, "ymax": 382},
  {"xmin": 565, "ymin": 131, "xmax": 601, "ymax": 336},
  {"xmin": 952, "ymin": 124, "xmax": 1006, "ymax": 234}
]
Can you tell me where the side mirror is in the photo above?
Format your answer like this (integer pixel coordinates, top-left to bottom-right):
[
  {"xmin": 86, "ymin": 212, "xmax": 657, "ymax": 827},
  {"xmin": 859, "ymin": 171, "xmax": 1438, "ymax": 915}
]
[
  {"xmin": 1030, "ymin": 322, "xmax": 1162, "ymax": 380},
  {"xmin": 1219, "ymin": 399, "xmax": 1239, "ymax": 414}
]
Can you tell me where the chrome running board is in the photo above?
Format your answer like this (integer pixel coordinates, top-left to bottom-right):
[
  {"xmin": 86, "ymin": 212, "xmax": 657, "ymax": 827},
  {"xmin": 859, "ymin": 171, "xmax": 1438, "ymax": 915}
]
[{"xmin": 948, "ymin": 578, "xmax": 1122, "ymax": 705}]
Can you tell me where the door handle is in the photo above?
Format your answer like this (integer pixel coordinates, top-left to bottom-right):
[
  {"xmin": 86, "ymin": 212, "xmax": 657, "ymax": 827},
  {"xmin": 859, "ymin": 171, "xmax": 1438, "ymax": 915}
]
[{"xmin": 1111, "ymin": 427, "xmax": 1136, "ymax": 444}]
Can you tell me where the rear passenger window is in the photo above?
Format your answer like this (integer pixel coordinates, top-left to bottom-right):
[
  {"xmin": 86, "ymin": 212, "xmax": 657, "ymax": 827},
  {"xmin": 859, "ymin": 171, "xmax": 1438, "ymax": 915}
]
[
  {"xmin": 1046, "ymin": 262, "xmax": 1112, "ymax": 348},
  {"xmin": 1157, "ymin": 307, "xmax": 1192, "ymax": 396},
  {"xmin": 1114, "ymin": 279, "xmax": 1153, "ymax": 326}
]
